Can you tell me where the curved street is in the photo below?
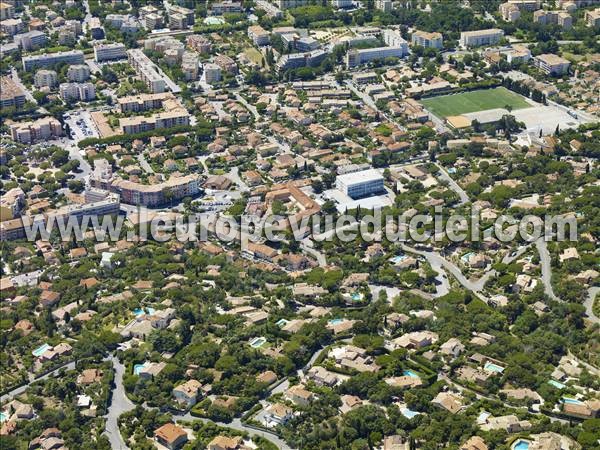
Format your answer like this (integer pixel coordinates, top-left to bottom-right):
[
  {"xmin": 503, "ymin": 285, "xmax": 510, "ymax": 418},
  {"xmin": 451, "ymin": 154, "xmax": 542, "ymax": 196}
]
[
  {"xmin": 535, "ymin": 238, "xmax": 560, "ymax": 302},
  {"xmin": 584, "ymin": 286, "xmax": 599, "ymax": 325},
  {"xmin": 103, "ymin": 356, "xmax": 135, "ymax": 450},
  {"xmin": 0, "ymin": 361, "xmax": 76, "ymax": 403}
]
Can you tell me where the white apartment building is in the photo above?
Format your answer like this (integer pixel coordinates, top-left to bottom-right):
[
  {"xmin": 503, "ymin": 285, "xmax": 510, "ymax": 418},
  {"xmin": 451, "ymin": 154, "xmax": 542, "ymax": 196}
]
[
  {"xmin": 204, "ymin": 63, "xmax": 221, "ymax": 84},
  {"xmin": 376, "ymin": 0, "xmax": 392, "ymax": 12},
  {"xmin": 411, "ymin": 30, "xmax": 443, "ymax": 49},
  {"xmin": 34, "ymin": 69, "xmax": 57, "ymax": 88},
  {"xmin": 67, "ymin": 64, "xmax": 91, "ymax": 82},
  {"xmin": 94, "ymin": 42, "xmax": 127, "ymax": 62},
  {"xmin": 278, "ymin": 0, "xmax": 308, "ymax": 9},
  {"xmin": 10, "ymin": 117, "xmax": 63, "ymax": 143},
  {"xmin": 248, "ymin": 25, "xmax": 270, "ymax": 46},
  {"xmin": 22, "ymin": 50, "xmax": 84, "ymax": 72},
  {"xmin": 533, "ymin": 53, "xmax": 571, "ymax": 76},
  {"xmin": 336, "ymin": 169, "xmax": 385, "ymax": 199},
  {"xmin": 181, "ymin": 51, "xmax": 199, "ymax": 81},
  {"xmin": 459, "ymin": 29, "xmax": 504, "ymax": 47},
  {"xmin": 59, "ymin": 82, "xmax": 96, "ymax": 102},
  {"xmin": 128, "ymin": 49, "xmax": 166, "ymax": 93},
  {"xmin": 13, "ymin": 30, "xmax": 47, "ymax": 51}
]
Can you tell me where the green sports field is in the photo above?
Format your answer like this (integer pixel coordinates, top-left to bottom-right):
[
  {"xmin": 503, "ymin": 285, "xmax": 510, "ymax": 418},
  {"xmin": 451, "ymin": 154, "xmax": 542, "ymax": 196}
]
[{"xmin": 420, "ymin": 87, "xmax": 531, "ymax": 118}]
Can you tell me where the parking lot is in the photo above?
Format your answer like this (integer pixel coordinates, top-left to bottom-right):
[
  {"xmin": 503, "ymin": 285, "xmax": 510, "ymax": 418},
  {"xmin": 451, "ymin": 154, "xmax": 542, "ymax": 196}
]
[{"xmin": 64, "ymin": 110, "xmax": 100, "ymax": 141}]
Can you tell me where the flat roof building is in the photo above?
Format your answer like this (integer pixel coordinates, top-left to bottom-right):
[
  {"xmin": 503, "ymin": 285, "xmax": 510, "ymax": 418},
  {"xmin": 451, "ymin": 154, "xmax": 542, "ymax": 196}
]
[
  {"xmin": 459, "ymin": 29, "xmax": 504, "ymax": 47},
  {"xmin": 0, "ymin": 76, "xmax": 26, "ymax": 109},
  {"xmin": 94, "ymin": 42, "xmax": 127, "ymax": 62},
  {"xmin": 533, "ymin": 53, "xmax": 571, "ymax": 76},
  {"xmin": 128, "ymin": 48, "xmax": 166, "ymax": 93},
  {"xmin": 22, "ymin": 50, "xmax": 84, "ymax": 72},
  {"xmin": 336, "ymin": 168, "xmax": 385, "ymax": 199},
  {"xmin": 411, "ymin": 30, "xmax": 443, "ymax": 49}
]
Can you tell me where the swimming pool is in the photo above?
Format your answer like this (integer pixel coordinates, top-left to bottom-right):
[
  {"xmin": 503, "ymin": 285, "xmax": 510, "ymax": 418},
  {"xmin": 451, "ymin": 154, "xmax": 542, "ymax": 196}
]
[
  {"xmin": 328, "ymin": 318, "xmax": 344, "ymax": 326},
  {"xmin": 403, "ymin": 370, "xmax": 419, "ymax": 378},
  {"xmin": 460, "ymin": 252, "xmax": 475, "ymax": 263},
  {"xmin": 133, "ymin": 307, "xmax": 156, "ymax": 317},
  {"xmin": 204, "ymin": 17, "xmax": 225, "ymax": 25},
  {"xmin": 0, "ymin": 412, "xmax": 7, "ymax": 423},
  {"xmin": 250, "ymin": 337, "xmax": 267, "ymax": 348},
  {"xmin": 32, "ymin": 343, "xmax": 51, "ymax": 357},
  {"xmin": 350, "ymin": 292, "xmax": 363, "ymax": 302},
  {"xmin": 389, "ymin": 255, "xmax": 408, "ymax": 264},
  {"xmin": 400, "ymin": 408, "xmax": 420, "ymax": 419},
  {"xmin": 512, "ymin": 439, "xmax": 530, "ymax": 450},
  {"xmin": 276, "ymin": 319, "xmax": 289, "ymax": 327},
  {"xmin": 562, "ymin": 397, "xmax": 584, "ymax": 405},
  {"xmin": 133, "ymin": 363, "xmax": 147, "ymax": 375},
  {"xmin": 484, "ymin": 362, "xmax": 505, "ymax": 373},
  {"xmin": 548, "ymin": 380, "xmax": 565, "ymax": 389}
]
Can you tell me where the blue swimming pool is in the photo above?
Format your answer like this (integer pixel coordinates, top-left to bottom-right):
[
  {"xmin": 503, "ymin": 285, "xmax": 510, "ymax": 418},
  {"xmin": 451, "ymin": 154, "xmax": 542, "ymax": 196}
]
[
  {"xmin": 328, "ymin": 318, "xmax": 344, "ymax": 325},
  {"xmin": 401, "ymin": 408, "xmax": 420, "ymax": 419},
  {"xmin": 484, "ymin": 362, "xmax": 505, "ymax": 373},
  {"xmin": 562, "ymin": 397, "xmax": 583, "ymax": 405},
  {"xmin": 389, "ymin": 255, "xmax": 408, "ymax": 264},
  {"xmin": 250, "ymin": 337, "xmax": 267, "ymax": 348},
  {"xmin": 276, "ymin": 319, "xmax": 289, "ymax": 327},
  {"xmin": 32, "ymin": 343, "xmax": 51, "ymax": 357},
  {"xmin": 548, "ymin": 380, "xmax": 565, "ymax": 389},
  {"xmin": 133, "ymin": 307, "xmax": 156, "ymax": 317},
  {"xmin": 350, "ymin": 292, "xmax": 363, "ymax": 302},
  {"xmin": 403, "ymin": 370, "xmax": 419, "ymax": 378},
  {"xmin": 512, "ymin": 439, "xmax": 530, "ymax": 450},
  {"xmin": 0, "ymin": 412, "xmax": 7, "ymax": 423},
  {"xmin": 133, "ymin": 363, "xmax": 147, "ymax": 375}
]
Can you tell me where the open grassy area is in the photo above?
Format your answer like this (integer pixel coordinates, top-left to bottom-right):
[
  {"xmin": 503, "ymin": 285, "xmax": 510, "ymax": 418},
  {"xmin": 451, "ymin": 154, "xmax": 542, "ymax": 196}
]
[
  {"xmin": 244, "ymin": 47, "xmax": 265, "ymax": 67},
  {"xmin": 420, "ymin": 87, "xmax": 531, "ymax": 118}
]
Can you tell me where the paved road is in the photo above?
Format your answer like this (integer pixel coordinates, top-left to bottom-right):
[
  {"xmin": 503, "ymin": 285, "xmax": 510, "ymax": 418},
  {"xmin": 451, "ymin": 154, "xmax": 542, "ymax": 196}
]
[
  {"xmin": 1, "ymin": 361, "xmax": 76, "ymax": 403},
  {"xmin": 300, "ymin": 239, "xmax": 327, "ymax": 267},
  {"xmin": 402, "ymin": 244, "xmax": 491, "ymax": 296},
  {"xmin": 583, "ymin": 286, "xmax": 599, "ymax": 325},
  {"xmin": 137, "ymin": 154, "xmax": 155, "ymax": 174},
  {"xmin": 535, "ymin": 238, "xmax": 560, "ymax": 302},
  {"xmin": 234, "ymin": 93, "xmax": 260, "ymax": 120},
  {"xmin": 173, "ymin": 413, "xmax": 293, "ymax": 449},
  {"xmin": 103, "ymin": 356, "xmax": 135, "ymax": 450},
  {"xmin": 227, "ymin": 167, "xmax": 250, "ymax": 193},
  {"xmin": 435, "ymin": 163, "xmax": 469, "ymax": 205}
]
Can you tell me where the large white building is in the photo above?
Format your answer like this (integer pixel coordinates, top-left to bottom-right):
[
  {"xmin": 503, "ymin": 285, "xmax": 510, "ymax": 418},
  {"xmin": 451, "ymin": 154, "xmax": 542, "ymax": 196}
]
[
  {"xmin": 248, "ymin": 25, "xmax": 270, "ymax": 46},
  {"xmin": 204, "ymin": 63, "xmax": 221, "ymax": 84},
  {"xmin": 336, "ymin": 169, "xmax": 385, "ymax": 199},
  {"xmin": 411, "ymin": 30, "xmax": 443, "ymax": 49},
  {"xmin": 128, "ymin": 49, "xmax": 166, "ymax": 93},
  {"xmin": 346, "ymin": 46, "xmax": 407, "ymax": 68},
  {"xmin": 94, "ymin": 43, "xmax": 127, "ymax": 62},
  {"xmin": 13, "ymin": 30, "xmax": 47, "ymax": 51},
  {"xmin": 459, "ymin": 29, "xmax": 504, "ymax": 47},
  {"xmin": 34, "ymin": 69, "xmax": 58, "ymax": 88},
  {"xmin": 67, "ymin": 64, "xmax": 91, "ymax": 82},
  {"xmin": 59, "ymin": 82, "xmax": 96, "ymax": 102},
  {"xmin": 10, "ymin": 117, "xmax": 63, "ymax": 143},
  {"xmin": 22, "ymin": 50, "xmax": 84, "ymax": 72},
  {"xmin": 533, "ymin": 53, "xmax": 571, "ymax": 76},
  {"xmin": 376, "ymin": 0, "xmax": 392, "ymax": 12}
]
